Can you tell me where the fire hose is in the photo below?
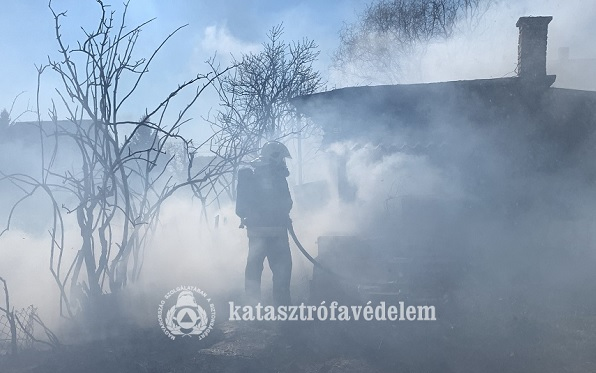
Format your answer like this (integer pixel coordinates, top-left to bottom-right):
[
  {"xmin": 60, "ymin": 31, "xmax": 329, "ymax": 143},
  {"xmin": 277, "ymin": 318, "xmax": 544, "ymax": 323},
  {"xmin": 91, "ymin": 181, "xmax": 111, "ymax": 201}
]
[
  {"xmin": 287, "ymin": 221, "xmax": 344, "ymax": 279},
  {"xmin": 240, "ymin": 218, "xmax": 344, "ymax": 279}
]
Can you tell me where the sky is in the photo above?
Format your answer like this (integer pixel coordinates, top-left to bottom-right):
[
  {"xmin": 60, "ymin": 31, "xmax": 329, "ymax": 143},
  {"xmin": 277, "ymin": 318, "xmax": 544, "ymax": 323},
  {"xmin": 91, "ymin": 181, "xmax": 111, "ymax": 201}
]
[
  {"xmin": 0, "ymin": 0, "xmax": 365, "ymax": 126},
  {"xmin": 1, "ymin": 0, "xmax": 595, "ymax": 129}
]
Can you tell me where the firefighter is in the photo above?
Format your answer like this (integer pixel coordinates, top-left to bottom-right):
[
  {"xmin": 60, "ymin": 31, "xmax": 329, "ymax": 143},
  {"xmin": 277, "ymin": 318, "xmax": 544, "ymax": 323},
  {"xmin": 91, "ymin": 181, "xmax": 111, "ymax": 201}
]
[{"xmin": 236, "ymin": 141, "xmax": 293, "ymax": 306}]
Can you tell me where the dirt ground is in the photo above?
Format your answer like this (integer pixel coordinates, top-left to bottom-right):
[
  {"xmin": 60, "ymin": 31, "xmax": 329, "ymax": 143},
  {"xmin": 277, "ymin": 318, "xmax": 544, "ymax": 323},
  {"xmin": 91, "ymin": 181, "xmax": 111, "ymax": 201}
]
[{"xmin": 1, "ymin": 308, "xmax": 595, "ymax": 373}]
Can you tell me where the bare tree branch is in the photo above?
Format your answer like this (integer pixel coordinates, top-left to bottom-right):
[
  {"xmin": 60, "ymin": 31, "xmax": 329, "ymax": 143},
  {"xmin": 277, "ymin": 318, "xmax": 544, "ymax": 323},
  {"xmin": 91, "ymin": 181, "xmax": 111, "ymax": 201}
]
[
  {"xmin": 333, "ymin": 0, "xmax": 493, "ymax": 84},
  {"xmin": 0, "ymin": 0, "xmax": 242, "ymax": 318}
]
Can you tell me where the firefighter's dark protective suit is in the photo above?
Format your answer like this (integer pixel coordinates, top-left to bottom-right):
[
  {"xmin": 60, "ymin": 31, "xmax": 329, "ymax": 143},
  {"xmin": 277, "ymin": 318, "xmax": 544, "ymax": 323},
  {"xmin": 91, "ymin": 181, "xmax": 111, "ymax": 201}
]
[{"xmin": 236, "ymin": 147, "xmax": 293, "ymax": 306}]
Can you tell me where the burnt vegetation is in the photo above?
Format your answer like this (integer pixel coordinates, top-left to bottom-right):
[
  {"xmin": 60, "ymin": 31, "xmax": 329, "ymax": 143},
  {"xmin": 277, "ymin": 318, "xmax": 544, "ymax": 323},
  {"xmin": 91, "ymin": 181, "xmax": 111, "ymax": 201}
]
[
  {"xmin": 207, "ymin": 23, "xmax": 323, "ymax": 199},
  {"xmin": 0, "ymin": 0, "xmax": 241, "ymax": 319},
  {"xmin": 0, "ymin": 0, "xmax": 324, "ymax": 329},
  {"xmin": 1, "ymin": 0, "xmax": 595, "ymax": 372},
  {"xmin": 333, "ymin": 0, "xmax": 493, "ymax": 83}
]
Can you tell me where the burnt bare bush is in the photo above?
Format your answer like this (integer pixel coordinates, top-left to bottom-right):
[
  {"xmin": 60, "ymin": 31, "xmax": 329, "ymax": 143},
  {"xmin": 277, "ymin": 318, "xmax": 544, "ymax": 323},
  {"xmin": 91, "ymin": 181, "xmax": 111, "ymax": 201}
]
[
  {"xmin": 0, "ymin": 0, "xmax": 240, "ymax": 320},
  {"xmin": 0, "ymin": 277, "xmax": 59, "ymax": 355},
  {"xmin": 207, "ymin": 24, "xmax": 323, "ymax": 198},
  {"xmin": 333, "ymin": 0, "xmax": 493, "ymax": 83}
]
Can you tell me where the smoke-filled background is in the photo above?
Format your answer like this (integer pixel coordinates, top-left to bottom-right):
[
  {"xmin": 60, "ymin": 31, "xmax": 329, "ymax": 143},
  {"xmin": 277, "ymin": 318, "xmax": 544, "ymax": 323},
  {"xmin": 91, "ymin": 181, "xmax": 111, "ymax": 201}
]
[{"xmin": 1, "ymin": 0, "xmax": 596, "ymax": 371}]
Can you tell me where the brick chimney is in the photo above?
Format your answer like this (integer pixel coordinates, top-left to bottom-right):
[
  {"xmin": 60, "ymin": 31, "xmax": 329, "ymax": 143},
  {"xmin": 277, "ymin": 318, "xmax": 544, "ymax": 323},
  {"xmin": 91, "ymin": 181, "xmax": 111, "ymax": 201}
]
[{"xmin": 516, "ymin": 16, "xmax": 553, "ymax": 80}]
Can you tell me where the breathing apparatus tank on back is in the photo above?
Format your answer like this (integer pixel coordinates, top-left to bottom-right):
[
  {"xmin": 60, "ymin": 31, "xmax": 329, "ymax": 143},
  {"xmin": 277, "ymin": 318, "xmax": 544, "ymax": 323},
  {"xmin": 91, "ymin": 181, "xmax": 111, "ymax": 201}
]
[{"xmin": 235, "ymin": 141, "xmax": 292, "ymax": 228}]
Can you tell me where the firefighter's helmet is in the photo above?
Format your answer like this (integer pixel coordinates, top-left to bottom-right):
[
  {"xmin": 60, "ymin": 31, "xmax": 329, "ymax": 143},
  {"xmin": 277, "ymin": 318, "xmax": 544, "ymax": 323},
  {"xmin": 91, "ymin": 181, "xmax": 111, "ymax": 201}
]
[{"xmin": 260, "ymin": 141, "xmax": 291, "ymax": 164}]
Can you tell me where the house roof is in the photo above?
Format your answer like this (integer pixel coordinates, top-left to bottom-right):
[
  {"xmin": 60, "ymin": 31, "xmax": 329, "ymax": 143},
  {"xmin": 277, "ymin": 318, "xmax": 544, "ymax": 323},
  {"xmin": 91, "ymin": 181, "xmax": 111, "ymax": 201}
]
[
  {"xmin": 0, "ymin": 119, "xmax": 96, "ymax": 145},
  {"xmin": 292, "ymin": 76, "xmax": 596, "ymax": 180},
  {"xmin": 293, "ymin": 76, "xmax": 596, "ymax": 147}
]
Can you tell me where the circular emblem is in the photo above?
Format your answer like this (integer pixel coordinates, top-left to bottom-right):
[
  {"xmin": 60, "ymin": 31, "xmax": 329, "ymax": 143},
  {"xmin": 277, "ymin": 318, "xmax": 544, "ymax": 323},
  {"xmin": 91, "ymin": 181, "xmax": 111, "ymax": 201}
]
[{"xmin": 157, "ymin": 286, "xmax": 215, "ymax": 340}]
